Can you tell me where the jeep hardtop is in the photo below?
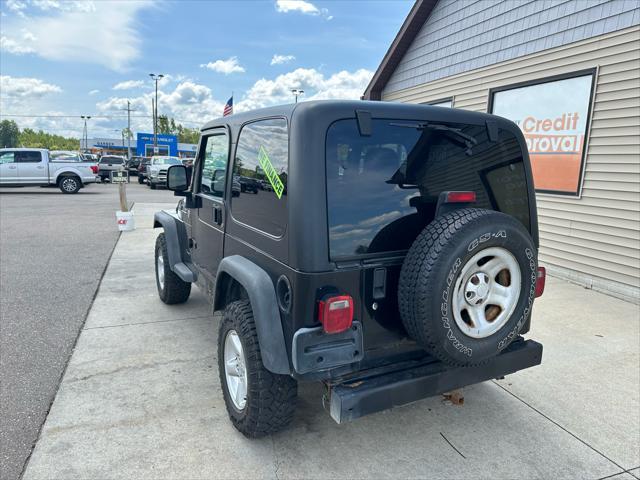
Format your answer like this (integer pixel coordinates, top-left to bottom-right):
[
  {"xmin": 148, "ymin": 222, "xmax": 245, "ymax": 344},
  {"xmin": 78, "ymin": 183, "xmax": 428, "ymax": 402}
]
[{"xmin": 153, "ymin": 100, "xmax": 545, "ymax": 437}]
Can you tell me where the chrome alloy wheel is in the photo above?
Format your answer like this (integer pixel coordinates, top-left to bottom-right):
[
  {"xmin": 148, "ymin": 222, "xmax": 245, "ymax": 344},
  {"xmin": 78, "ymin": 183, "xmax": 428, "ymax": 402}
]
[
  {"xmin": 452, "ymin": 247, "xmax": 521, "ymax": 339},
  {"xmin": 61, "ymin": 177, "xmax": 77, "ymax": 192},
  {"xmin": 224, "ymin": 330, "xmax": 247, "ymax": 410},
  {"xmin": 156, "ymin": 254, "xmax": 165, "ymax": 290}
]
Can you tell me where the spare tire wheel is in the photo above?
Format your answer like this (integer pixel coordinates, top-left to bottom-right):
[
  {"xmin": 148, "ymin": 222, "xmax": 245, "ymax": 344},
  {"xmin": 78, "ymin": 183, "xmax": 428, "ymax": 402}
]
[{"xmin": 398, "ymin": 208, "xmax": 537, "ymax": 366}]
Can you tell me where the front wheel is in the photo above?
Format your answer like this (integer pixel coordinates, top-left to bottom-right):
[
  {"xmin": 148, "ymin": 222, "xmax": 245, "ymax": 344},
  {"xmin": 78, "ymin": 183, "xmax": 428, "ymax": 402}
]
[
  {"xmin": 59, "ymin": 176, "xmax": 81, "ymax": 194},
  {"xmin": 218, "ymin": 300, "xmax": 297, "ymax": 438},
  {"xmin": 138, "ymin": 175, "xmax": 144, "ymax": 184},
  {"xmin": 149, "ymin": 181, "xmax": 156, "ymax": 190},
  {"xmin": 155, "ymin": 233, "xmax": 191, "ymax": 304}
]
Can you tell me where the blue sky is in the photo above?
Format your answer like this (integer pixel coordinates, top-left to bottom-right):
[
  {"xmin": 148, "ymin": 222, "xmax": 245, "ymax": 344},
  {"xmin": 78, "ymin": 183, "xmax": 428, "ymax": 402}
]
[{"xmin": 0, "ymin": 0, "xmax": 413, "ymax": 138}]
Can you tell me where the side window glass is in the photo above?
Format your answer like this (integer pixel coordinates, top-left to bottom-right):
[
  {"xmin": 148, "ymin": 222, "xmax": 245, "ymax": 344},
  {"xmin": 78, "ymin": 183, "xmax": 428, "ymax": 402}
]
[
  {"xmin": 0, "ymin": 152, "xmax": 15, "ymax": 164},
  {"xmin": 231, "ymin": 118, "xmax": 288, "ymax": 236},
  {"xmin": 199, "ymin": 134, "xmax": 228, "ymax": 197},
  {"xmin": 15, "ymin": 151, "xmax": 42, "ymax": 163}
]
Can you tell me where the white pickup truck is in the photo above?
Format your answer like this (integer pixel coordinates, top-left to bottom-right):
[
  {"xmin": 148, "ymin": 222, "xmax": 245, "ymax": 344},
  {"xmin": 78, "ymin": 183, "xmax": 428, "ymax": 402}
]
[{"xmin": 0, "ymin": 148, "xmax": 99, "ymax": 194}]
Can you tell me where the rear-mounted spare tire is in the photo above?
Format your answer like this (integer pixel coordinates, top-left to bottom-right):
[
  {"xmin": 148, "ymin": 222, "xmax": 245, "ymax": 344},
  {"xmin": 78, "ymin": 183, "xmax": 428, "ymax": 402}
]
[{"xmin": 398, "ymin": 208, "xmax": 538, "ymax": 367}]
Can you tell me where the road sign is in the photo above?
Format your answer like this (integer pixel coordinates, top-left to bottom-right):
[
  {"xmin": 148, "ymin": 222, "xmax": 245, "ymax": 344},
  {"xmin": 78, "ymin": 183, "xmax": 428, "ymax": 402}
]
[{"xmin": 110, "ymin": 171, "xmax": 129, "ymax": 183}]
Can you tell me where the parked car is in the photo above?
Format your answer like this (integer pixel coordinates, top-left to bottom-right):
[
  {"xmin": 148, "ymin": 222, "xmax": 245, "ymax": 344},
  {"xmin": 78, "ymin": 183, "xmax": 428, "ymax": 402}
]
[
  {"xmin": 231, "ymin": 176, "xmax": 241, "ymax": 197},
  {"xmin": 238, "ymin": 175, "xmax": 259, "ymax": 194},
  {"xmin": 0, "ymin": 148, "xmax": 98, "ymax": 193},
  {"xmin": 259, "ymin": 179, "xmax": 273, "ymax": 191},
  {"xmin": 126, "ymin": 156, "xmax": 144, "ymax": 175},
  {"xmin": 137, "ymin": 157, "xmax": 151, "ymax": 184},
  {"xmin": 82, "ymin": 153, "xmax": 99, "ymax": 162},
  {"xmin": 147, "ymin": 156, "xmax": 182, "ymax": 189},
  {"xmin": 98, "ymin": 155, "xmax": 126, "ymax": 182},
  {"xmin": 153, "ymin": 100, "xmax": 545, "ymax": 438}
]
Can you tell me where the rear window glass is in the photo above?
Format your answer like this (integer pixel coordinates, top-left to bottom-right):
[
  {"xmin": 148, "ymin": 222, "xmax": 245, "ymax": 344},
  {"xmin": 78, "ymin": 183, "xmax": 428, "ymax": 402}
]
[
  {"xmin": 326, "ymin": 118, "xmax": 529, "ymax": 258},
  {"xmin": 100, "ymin": 157, "xmax": 123, "ymax": 164},
  {"xmin": 51, "ymin": 152, "xmax": 81, "ymax": 162}
]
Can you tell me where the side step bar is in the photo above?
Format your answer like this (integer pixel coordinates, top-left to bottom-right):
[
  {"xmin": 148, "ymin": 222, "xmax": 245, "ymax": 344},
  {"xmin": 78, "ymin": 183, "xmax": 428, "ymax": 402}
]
[{"xmin": 325, "ymin": 339, "xmax": 543, "ymax": 423}]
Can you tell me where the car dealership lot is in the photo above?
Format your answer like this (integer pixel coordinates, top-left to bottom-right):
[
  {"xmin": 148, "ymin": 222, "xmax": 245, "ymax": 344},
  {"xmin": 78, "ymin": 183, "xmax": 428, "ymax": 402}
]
[
  {"xmin": 18, "ymin": 203, "xmax": 639, "ymax": 480},
  {"xmin": 0, "ymin": 184, "xmax": 175, "ymax": 480}
]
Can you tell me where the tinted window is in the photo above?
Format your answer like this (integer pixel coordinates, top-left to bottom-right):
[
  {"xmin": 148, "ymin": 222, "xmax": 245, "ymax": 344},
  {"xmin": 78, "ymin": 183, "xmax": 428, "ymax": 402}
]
[
  {"xmin": 326, "ymin": 119, "xmax": 529, "ymax": 258},
  {"xmin": 199, "ymin": 134, "xmax": 228, "ymax": 197},
  {"xmin": 0, "ymin": 152, "xmax": 15, "ymax": 164},
  {"xmin": 231, "ymin": 118, "xmax": 288, "ymax": 237},
  {"xmin": 100, "ymin": 156, "xmax": 124, "ymax": 164},
  {"xmin": 51, "ymin": 152, "xmax": 82, "ymax": 162},
  {"xmin": 15, "ymin": 151, "xmax": 42, "ymax": 163}
]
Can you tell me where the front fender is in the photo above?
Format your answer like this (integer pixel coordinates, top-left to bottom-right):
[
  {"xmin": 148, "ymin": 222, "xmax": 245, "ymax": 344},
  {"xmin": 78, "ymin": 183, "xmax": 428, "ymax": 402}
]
[
  {"xmin": 215, "ymin": 256, "xmax": 290, "ymax": 375},
  {"xmin": 153, "ymin": 210, "xmax": 197, "ymax": 282}
]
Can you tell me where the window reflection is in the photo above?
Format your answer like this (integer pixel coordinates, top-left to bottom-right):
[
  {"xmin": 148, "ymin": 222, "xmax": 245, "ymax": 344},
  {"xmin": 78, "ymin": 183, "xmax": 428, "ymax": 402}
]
[
  {"xmin": 326, "ymin": 119, "xmax": 528, "ymax": 258},
  {"xmin": 200, "ymin": 134, "xmax": 228, "ymax": 197},
  {"xmin": 231, "ymin": 118, "xmax": 288, "ymax": 236}
]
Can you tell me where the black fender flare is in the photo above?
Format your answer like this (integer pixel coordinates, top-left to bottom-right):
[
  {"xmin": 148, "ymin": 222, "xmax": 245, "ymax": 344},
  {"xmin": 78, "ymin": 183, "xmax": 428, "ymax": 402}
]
[
  {"xmin": 214, "ymin": 255, "xmax": 290, "ymax": 375},
  {"xmin": 153, "ymin": 211, "xmax": 197, "ymax": 282}
]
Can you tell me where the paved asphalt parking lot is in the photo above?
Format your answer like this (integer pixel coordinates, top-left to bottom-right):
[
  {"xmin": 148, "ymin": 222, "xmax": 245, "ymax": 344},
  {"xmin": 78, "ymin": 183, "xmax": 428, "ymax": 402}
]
[
  {"xmin": 18, "ymin": 203, "xmax": 640, "ymax": 480},
  {"xmin": 0, "ymin": 182, "xmax": 177, "ymax": 480}
]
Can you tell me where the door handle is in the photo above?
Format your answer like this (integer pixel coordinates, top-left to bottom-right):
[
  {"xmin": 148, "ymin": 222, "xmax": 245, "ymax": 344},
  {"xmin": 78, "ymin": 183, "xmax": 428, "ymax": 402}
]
[
  {"xmin": 36, "ymin": 165, "xmax": 44, "ymax": 169},
  {"xmin": 8, "ymin": 166, "xmax": 17, "ymax": 169},
  {"xmin": 213, "ymin": 205, "xmax": 222, "ymax": 225}
]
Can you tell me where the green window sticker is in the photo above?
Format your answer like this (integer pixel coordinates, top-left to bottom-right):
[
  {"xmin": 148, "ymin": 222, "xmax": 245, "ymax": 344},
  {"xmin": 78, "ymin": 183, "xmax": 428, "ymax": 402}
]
[{"xmin": 258, "ymin": 146, "xmax": 285, "ymax": 199}]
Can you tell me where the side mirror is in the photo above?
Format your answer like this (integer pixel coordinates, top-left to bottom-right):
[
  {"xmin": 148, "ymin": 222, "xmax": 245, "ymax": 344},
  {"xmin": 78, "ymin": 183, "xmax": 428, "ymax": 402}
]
[{"xmin": 167, "ymin": 165, "xmax": 188, "ymax": 192}]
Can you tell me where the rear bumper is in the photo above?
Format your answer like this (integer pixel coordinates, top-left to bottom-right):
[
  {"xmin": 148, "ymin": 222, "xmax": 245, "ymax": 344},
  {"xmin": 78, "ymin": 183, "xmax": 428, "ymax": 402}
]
[{"xmin": 325, "ymin": 338, "xmax": 542, "ymax": 423}]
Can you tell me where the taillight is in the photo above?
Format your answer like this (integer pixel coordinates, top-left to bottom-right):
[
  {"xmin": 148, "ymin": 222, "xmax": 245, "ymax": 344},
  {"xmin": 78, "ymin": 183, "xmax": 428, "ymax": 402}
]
[
  {"xmin": 535, "ymin": 267, "xmax": 546, "ymax": 297},
  {"xmin": 90, "ymin": 165, "xmax": 99, "ymax": 174},
  {"xmin": 445, "ymin": 191, "xmax": 476, "ymax": 203},
  {"xmin": 317, "ymin": 295, "xmax": 354, "ymax": 334}
]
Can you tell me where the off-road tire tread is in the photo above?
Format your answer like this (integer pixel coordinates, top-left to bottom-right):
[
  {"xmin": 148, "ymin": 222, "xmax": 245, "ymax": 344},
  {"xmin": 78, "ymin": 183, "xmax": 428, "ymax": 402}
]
[
  {"xmin": 398, "ymin": 208, "xmax": 494, "ymax": 367},
  {"xmin": 218, "ymin": 300, "xmax": 297, "ymax": 438},
  {"xmin": 155, "ymin": 233, "xmax": 191, "ymax": 304}
]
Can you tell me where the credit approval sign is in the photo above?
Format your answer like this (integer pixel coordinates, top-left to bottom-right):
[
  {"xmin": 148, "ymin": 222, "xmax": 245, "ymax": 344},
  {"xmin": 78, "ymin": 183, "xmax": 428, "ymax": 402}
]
[{"xmin": 490, "ymin": 71, "xmax": 595, "ymax": 196}]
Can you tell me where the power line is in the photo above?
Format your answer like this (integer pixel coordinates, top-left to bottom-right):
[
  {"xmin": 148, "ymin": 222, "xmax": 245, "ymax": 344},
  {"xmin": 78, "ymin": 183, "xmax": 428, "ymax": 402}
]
[
  {"xmin": 0, "ymin": 114, "xmax": 152, "ymax": 119},
  {"xmin": 1, "ymin": 113, "xmax": 202, "ymax": 127}
]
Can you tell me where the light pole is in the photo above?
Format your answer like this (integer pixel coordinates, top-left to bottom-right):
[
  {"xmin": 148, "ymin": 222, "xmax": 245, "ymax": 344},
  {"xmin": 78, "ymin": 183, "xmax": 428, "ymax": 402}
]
[
  {"xmin": 291, "ymin": 89, "xmax": 304, "ymax": 103},
  {"xmin": 149, "ymin": 74, "xmax": 164, "ymax": 153},
  {"xmin": 80, "ymin": 115, "xmax": 91, "ymax": 151},
  {"xmin": 114, "ymin": 129, "xmax": 125, "ymax": 156}
]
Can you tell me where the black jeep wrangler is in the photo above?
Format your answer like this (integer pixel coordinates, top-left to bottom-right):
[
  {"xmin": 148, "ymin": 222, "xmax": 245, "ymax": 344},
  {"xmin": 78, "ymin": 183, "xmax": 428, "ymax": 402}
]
[{"xmin": 153, "ymin": 100, "xmax": 545, "ymax": 438}]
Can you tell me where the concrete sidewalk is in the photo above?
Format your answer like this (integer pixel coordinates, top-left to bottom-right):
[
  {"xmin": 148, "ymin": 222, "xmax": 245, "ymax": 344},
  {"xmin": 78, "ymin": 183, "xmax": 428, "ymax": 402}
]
[{"xmin": 23, "ymin": 203, "xmax": 640, "ymax": 480}]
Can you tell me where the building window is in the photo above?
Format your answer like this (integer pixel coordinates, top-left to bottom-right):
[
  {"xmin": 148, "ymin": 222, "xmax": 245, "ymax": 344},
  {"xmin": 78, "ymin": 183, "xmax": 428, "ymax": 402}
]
[
  {"xmin": 489, "ymin": 69, "xmax": 596, "ymax": 196},
  {"xmin": 423, "ymin": 97, "xmax": 453, "ymax": 108},
  {"xmin": 231, "ymin": 118, "xmax": 288, "ymax": 237}
]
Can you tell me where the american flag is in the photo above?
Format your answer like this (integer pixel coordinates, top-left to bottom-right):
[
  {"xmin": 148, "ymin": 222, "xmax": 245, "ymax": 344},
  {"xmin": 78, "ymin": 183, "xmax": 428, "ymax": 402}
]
[{"xmin": 223, "ymin": 96, "xmax": 233, "ymax": 116}]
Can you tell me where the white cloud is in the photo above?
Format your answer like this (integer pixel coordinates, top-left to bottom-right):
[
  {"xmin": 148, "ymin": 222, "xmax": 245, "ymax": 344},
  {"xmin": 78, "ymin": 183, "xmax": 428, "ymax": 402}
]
[
  {"xmin": 0, "ymin": 1, "xmax": 154, "ymax": 71},
  {"xmin": 0, "ymin": 75, "xmax": 62, "ymax": 98},
  {"xmin": 200, "ymin": 57, "xmax": 245, "ymax": 75},
  {"xmin": 275, "ymin": 0, "xmax": 331, "ymax": 18},
  {"xmin": 31, "ymin": 1, "xmax": 97, "ymax": 12},
  {"xmin": 275, "ymin": 0, "xmax": 317, "ymax": 14},
  {"xmin": 271, "ymin": 54, "xmax": 295, "ymax": 65},
  {"xmin": 0, "ymin": 76, "xmax": 63, "ymax": 127},
  {"xmin": 88, "ymin": 89, "xmax": 99, "ymax": 95},
  {"xmin": 96, "ymin": 80, "xmax": 224, "ymax": 132},
  {"xmin": 237, "ymin": 67, "xmax": 373, "ymax": 111},
  {"xmin": 0, "ymin": 28, "xmax": 37, "ymax": 54},
  {"xmin": 112, "ymin": 80, "xmax": 145, "ymax": 90},
  {"xmin": 5, "ymin": 0, "xmax": 27, "ymax": 16}
]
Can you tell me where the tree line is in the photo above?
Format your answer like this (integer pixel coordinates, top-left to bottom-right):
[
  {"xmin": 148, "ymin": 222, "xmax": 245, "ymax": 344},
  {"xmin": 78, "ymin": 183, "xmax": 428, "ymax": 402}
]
[{"xmin": 0, "ymin": 117, "xmax": 200, "ymax": 150}]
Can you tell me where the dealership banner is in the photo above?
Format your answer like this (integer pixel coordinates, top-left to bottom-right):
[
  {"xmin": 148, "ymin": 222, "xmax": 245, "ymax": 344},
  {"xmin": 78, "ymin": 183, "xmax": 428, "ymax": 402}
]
[{"xmin": 491, "ymin": 73, "xmax": 594, "ymax": 196}]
